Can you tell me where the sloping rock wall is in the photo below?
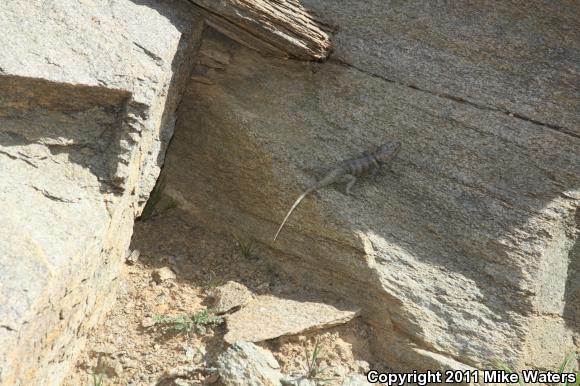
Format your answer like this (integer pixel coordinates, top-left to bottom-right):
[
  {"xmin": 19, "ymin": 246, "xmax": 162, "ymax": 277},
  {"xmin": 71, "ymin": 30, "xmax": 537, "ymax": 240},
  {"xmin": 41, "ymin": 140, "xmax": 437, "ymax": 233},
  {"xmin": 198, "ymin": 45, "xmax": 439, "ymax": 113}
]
[
  {"xmin": 1, "ymin": 0, "xmax": 578, "ymax": 383},
  {"xmin": 0, "ymin": 1, "xmax": 203, "ymax": 384},
  {"xmin": 163, "ymin": 1, "xmax": 579, "ymax": 372}
]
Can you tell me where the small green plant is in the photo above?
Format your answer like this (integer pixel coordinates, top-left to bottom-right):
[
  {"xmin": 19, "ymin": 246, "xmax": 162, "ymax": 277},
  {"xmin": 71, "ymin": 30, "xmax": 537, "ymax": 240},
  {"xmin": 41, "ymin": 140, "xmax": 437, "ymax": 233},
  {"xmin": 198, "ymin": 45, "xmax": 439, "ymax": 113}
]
[
  {"xmin": 559, "ymin": 352, "xmax": 580, "ymax": 386},
  {"xmin": 233, "ymin": 234, "xmax": 256, "ymax": 258},
  {"xmin": 91, "ymin": 372, "xmax": 105, "ymax": 386},
  {"xmin": 153, "ymin": 310, "xmax": 223, "ymax": 336},
  {"xmin": 140, "ymin": 176, "xmax": 177, "ymax": 221},
  {"xmin": 303, "ymin": 337, "xmax": 333, "ymax": 384},
  {"xmin": 493, "ymin": 359, "xmax": 525, "ymax": 386},
  {"xmin": 206, "ymin": 270, "xmax": 224, "ymax": 291},
  {"xmin": 493, "ymin": 352, "xmax": 579, "ymax": 386}
]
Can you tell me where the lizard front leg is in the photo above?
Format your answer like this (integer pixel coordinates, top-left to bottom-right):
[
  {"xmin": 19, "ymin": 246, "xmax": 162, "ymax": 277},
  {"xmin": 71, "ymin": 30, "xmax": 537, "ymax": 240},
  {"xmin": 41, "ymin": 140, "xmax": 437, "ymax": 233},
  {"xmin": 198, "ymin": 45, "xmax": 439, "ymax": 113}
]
[{"xmin": 344, "ymin": 174, "xmax": 357, "ymax": 195}]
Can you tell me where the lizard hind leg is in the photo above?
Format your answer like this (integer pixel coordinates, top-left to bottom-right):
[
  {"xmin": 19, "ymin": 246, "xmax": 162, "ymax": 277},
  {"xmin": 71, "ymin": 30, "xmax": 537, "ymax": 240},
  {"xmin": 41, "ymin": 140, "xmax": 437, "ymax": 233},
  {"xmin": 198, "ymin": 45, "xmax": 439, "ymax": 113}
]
[{"xmin": 344, "ymin": 174, "xmax": 357, "ymax": 195}]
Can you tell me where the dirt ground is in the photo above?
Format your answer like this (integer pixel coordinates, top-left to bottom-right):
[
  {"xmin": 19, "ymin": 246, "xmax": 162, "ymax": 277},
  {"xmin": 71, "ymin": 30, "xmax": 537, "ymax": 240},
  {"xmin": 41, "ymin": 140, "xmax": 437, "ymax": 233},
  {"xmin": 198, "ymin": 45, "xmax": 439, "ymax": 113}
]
[{"xmin": 64, "ymin": 208, "xmax": 378, "ymax": 386}]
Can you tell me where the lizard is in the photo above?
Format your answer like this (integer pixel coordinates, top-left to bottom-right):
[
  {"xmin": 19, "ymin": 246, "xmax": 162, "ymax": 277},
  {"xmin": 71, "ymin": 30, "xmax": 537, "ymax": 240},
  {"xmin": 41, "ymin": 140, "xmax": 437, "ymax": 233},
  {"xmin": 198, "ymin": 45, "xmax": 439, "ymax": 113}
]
[{"xmin": 273, "ymin": 141, "xmax": 401, "ymax": 241}]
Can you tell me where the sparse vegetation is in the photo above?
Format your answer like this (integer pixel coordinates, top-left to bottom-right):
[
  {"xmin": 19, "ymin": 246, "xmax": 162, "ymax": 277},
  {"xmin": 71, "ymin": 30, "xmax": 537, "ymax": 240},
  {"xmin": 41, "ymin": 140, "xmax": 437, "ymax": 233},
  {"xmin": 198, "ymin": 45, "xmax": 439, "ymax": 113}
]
[
  {"xmin": 493, "ymin": 352, "xmax": 579, "ymax": 386},
  {"xmin": 91, "ymin": 372, "xmax": 105, "ymax": 386},
  {"xmin": 493, "ymin": 359, "xmax": 526, "ymax": 386},
  {"xmin": 68, "ymin": 209, "xmax": 378, "ymax": 385},
  {"xmin": 303, "ymin": 337, "xmax": 334, "ymax": 384},
  {"xmin": 153, "ymin": 310, "xmax": 223, "ymax": 336},
  {"xmin": 206, "ymin": 270, "xmax": 224, "ymax": 291},
  {"xmin": 233, "ymin": 234, "xmax": 256, "ymax": 258}
]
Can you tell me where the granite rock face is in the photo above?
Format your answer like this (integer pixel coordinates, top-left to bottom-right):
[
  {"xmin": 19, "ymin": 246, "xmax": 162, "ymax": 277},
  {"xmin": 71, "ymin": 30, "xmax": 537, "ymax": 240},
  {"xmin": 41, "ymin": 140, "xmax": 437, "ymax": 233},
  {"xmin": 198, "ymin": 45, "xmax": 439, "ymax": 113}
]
[
  {"xmin": 163, "ymin": 1, "xmax": 579, "ymax": 373},
  {"xmin": 1, "ymin": 0, "xmax": 578, "ymax": 384},
  {"xmin": 0, "ymin": 1, "xmax": 203, "ymax": 384}
]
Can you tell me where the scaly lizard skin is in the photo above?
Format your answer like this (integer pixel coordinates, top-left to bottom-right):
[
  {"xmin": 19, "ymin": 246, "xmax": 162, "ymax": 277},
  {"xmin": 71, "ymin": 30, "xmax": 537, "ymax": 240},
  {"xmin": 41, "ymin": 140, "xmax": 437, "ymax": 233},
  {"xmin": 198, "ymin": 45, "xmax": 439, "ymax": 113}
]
[{"xmin": 273, "ymin": 141, "xmax": 401, "ymax": 241}]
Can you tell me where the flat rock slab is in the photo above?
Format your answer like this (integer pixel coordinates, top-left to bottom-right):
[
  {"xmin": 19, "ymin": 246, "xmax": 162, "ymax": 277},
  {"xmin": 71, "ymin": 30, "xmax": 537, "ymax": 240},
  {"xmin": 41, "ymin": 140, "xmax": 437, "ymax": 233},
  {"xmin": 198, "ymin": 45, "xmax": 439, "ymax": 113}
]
[
  {"xmin": 209, "ymin": 281, "xmax": 254, "ymax": 314},
  {"xmin": 224, "ymin": 296, "xmax": 360, "ymax": 344}
]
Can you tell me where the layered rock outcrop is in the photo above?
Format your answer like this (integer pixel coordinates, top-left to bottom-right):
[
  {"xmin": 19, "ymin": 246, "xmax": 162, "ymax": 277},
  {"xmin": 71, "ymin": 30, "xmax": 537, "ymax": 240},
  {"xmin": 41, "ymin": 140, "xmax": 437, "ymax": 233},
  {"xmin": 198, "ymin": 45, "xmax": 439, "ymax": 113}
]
[
  {"xmin": 0, "ymin": 1, "xmax": 202, "ymax": 383},
  {"xmin": 1, "ymin": 0, "xmax": 578, "ymax": 384},
  {"xmin": 163, "ymin": 0, "xmax": 579, "ymax": 372}
]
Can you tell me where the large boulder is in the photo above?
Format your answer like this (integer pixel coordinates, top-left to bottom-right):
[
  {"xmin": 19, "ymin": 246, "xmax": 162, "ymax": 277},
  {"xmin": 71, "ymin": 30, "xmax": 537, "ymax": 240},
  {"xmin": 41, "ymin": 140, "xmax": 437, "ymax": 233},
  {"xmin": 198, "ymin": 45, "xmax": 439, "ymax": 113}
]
[
  {"xmin": 163, "ymin": 1, "xmax": 579, "ymax": 373},
  {"xmin": 0, "ymin": 1, "xmax": 203, "ymax": 384}
]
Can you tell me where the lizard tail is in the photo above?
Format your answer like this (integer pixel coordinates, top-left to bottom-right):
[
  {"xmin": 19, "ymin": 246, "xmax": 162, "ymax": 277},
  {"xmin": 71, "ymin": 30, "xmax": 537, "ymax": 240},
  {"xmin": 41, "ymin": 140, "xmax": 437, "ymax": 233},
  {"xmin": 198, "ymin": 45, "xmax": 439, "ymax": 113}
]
[{"xmin": 273, "ymin": 189, "xmax": 312, "ymax": 242}]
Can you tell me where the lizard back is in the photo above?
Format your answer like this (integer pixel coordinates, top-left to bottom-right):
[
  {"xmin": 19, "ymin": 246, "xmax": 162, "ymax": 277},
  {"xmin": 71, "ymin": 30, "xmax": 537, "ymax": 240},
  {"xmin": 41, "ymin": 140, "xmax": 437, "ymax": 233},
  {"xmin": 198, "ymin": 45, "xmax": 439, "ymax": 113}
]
[{"xmin": 273, "ymin": 141, "xmax": 401, "ymax": 242}]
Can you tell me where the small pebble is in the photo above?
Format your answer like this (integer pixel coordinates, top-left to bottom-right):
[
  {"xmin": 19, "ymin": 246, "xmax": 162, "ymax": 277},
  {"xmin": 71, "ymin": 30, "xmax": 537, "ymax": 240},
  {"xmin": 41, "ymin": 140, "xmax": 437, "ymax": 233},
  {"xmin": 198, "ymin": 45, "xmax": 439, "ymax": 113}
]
[
  {"xmin": 141, "ymin": 317, "xmax": 156, "ymax": 328},
  {"xmin": 152, "ymin": 267, "xmax": 176, "ymax": 283},
  {"xmin": 126, "ymin": 249, "xmax": 140, "ymax": 265}
]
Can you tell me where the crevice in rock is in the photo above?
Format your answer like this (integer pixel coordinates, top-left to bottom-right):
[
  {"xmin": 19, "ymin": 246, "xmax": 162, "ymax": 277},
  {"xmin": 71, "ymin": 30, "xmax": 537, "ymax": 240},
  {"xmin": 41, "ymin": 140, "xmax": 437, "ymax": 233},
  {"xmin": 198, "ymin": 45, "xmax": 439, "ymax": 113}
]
[
  {"xmin": 332, "ymin": 58, "xmax": 580, "ymax": 140},
  {"xmin": 29, "ymin": 185, "xmax": 78, "ymax": 203},
  {"xmin": 0, "ymin": 149, "xmax": 38, "ymax": 168},
  {"xmin": 132, "ymin": 42, "xmax": 163, "ymax": 64}
]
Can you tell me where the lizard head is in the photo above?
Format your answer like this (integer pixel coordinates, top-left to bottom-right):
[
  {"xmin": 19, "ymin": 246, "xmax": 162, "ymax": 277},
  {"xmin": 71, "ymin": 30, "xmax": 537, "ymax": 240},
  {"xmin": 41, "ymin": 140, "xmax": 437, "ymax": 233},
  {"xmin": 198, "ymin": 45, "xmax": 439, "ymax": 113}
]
[{"xmin": 376, "ymin": 141, "xmax": 401, "ymax": 163}]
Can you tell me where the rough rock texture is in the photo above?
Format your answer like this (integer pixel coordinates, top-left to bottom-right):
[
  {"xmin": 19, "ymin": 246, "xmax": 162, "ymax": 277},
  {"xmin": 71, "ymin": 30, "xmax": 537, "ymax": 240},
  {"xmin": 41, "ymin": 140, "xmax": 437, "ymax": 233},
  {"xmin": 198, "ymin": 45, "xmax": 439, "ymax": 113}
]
[
  {"xmin": 152, "ymin": 267, "xmax": 177, "ymax": 283},
  {"xmin": 309, "ymin": 0, "xmax": 579, "ymax": 137},
  {"xmin": 217, "ymin": 341, "xmax": 283, "ymax": 386},
  {"xmin": 164, "ymin": 1, "xmax": 579, "ymax": 373},
  {"xmin": 2, "ymin": 0, "xmax": 579, "ymax": 383},
  {"xmin": 224, "ymin": 296, "xmax": 360, "ymax": 344},
  {"xmin": 339, "ymin": 374, "xmax": 369, "ymax": 386},
  {"xmin": 281, "ymin": 377, "xmax": 316, "ymax": 386},
  {"xmin": 189, "ymin": 0, "xmax": 332, "ymax": 60},
  {"xmin": 0, "ymin": 1, "xmax": 203, "ymax": 384},
  {"xmin": 209, "ymin": 281, "xmax": 254, "ymax": 314}
]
